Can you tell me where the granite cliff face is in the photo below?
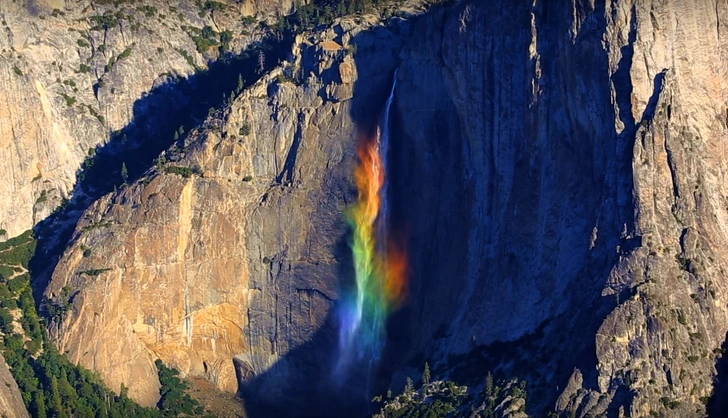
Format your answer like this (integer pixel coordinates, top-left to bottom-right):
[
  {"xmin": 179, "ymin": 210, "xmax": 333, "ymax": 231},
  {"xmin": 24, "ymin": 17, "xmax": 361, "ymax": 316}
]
[
  {"xmin": 42, "ymin": 13, "xmax": 406, "ymax": 409},
  {"xmin": 0, "ymin": 353, "xmax": 30, "ymax": 418},
  {"xmin": 392, "ymin": 1, "xmax": 728, "ymax": 416},
  {"xmin": 391, "ymin": 1, "xmax": 728, "ymax": 416},
  {"xmin": 0, "ymin": 0, "xmax": 291, "ymax": 239},
  {"xmin": 34, "ymin": 0, "xmax": 728, "ymax": 417}
]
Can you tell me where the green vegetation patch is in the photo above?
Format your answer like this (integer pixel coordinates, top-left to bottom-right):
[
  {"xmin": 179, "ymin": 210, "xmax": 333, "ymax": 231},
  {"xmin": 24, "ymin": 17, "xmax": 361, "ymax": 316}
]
[
  {"xmin": 164, "ymin": 165, "xmax": 201, "ymax": 178},
  {"xmin": 0, "ymin": 230, "xmax": 35, "ymax": 271},
  {"xmin": 155, "ymin": 360, "xmax": 207, "ymax": 417},
  {"xmin": 89, "ymin": 12, "xmax": 121, "ymax": 31}
]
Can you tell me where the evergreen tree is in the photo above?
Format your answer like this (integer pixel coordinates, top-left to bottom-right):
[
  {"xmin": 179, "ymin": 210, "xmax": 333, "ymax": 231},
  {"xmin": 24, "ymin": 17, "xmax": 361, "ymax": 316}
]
[
  {"xmin": 120, "ymin": 162, "xmax": 128, "ymax": 184},
  {"xmin": 405, "ymin": 377, "xmax": 414, "ymax": 395},
  {"xmin": 50, "ymin": 376, "xmax": 66, "ymax": 418},
  {"xmin": 423, "ymin": 362, "xmax": 431, "ymax": 385},
  {"xmin": 485, "ymin": 372, "xmax": 493, "ymax": 397},
  {"xmin": 257, "ymin": 50, "xmax": 266, "ymax": 74},
  {"xmin": 236, "ymin": 74, "xmax": 245, "ymax": 94},
  {"xmin": 32, "ymin": 391, "xmax": 48, "ymax": 418}
]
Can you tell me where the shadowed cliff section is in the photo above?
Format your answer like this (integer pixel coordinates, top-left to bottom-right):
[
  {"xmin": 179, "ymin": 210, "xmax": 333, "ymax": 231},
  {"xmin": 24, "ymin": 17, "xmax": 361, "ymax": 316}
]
[
  {"xmin": 242, "ymin": 1, "xmax": 641, "ymax": 415},
  {"xmin": 366, "ymin": 0, "xmax": 642, "ymax": 415},
  {"xmin": 707, "ymin": 332, "xmax": 728, "ymax": 417},
  {"xmin": 238, "ymin": 13, "xmax": 413, "ymax": 418},
  {"xmin": 30, "ymin": 33, "xmax": 294, "ymax": 299},
  {"xmin": 377, "ymin": 1, "xmax": 728, "ymax": 416}
]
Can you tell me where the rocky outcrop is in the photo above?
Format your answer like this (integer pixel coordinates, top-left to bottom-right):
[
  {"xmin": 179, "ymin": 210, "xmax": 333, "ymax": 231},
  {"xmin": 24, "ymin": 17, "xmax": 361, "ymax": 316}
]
[
  {"xmin": 0, "ymin": 0, "xmax": 291, "ymax": 238},
  {"xmin": 42, "ymin": 13, "xmax": 408, "ymax": 409},
  {"xmin": 0, "ymin": 352, "xmax": 30, "ymax": 418},
  {"xmin": 39, "ymin": 0, "xmax": 728, "ymax": 416}
]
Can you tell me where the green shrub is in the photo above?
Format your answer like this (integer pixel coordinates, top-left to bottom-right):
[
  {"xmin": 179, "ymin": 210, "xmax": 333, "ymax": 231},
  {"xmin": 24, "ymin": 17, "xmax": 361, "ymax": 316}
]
[
  {"xmin": 276, "ymin": 73, "xmax": 296, "ymax": 84},
  {"xmin": 137, "ymin": 5, "xmax": 158, "ymax": 17},
  {"xmin": 0, "ymin": 230, "xmax": 33, "ymax": 252},
  {"xmin": 220, "ymin": 30, "xmax": 233, "ymax": 51},
  {"xmin": 660, "ymin": 397, "xmax": 680, "ymax": 410},
  {"xmin": 0, "ymin": 298, "xmax": 17, "ymax": 309},
  {"xmin": 189, "ymin": 25, "xmax": 219, "ymax": 53},
  {"xmin": 60, "ymin": 93, "xmax": 76, "ymax": 107},
  {"xmin": 12, "ymin": 66, "xmax": 23, "ymax": 76},
  {"xmin": 119, "ymin": 46, "xmax": 133, "ymax": 59},
  {"xmin": 203, "ymin": 1, "xmax": 227, "ymax": 12},
  {"xmin": 0, "ymin": 308, "xmax": 13, "ymax": 334},
  {"xmin": 78, "ymin": 63, "xmax": 91, "ymax": 73},
  {"xmin": 0, "ymin": 284, "xmax": 11, "ymax": 299},
  {"xmin": 7, "ymin": 275, "xmax": 29, "ymax": 294},
  {"xmin": 35, "ymin": 190, "xmax": 48, "ymax": 204},
  {"xmin": 164, "ymin": 166, "xmax": 200, "ymax": 178},
  {"xmin": 89, "ymin": 13, "xmax": 120, "ymax": 31},
  {"xmin": 175, "ymin": 48, "xmax": 196, "ymax": 68}
]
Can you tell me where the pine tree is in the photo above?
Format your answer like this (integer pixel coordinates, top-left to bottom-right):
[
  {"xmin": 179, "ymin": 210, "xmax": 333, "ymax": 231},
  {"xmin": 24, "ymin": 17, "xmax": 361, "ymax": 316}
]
[
  {"xmin": 50, "ymin": 376, "xmax": 66, "ymax": 418},
  {"xmin": 404, "ymin": 377, "xmax": 414, "ymax": 395},
  {"xmin": 422, "ymin": 362, "xmax": 431, "ymax": 385},
  {"xmin": 32, "ymin": 391, "xmax": 47, "ymax": 418},
  {"xmin": 120, "ymin": 163, "xmax": 128, "ymax": 184},
  {"xmin": 257, "ymin": 50, "xmax": 265, "ymax": 74},
  {"xmin": 485, "ymin": 372, "xmax": 493, "ymax": 397},
  {"xmin": 236, "ymin": 74, "xmax": 245, "ymax": 94}
]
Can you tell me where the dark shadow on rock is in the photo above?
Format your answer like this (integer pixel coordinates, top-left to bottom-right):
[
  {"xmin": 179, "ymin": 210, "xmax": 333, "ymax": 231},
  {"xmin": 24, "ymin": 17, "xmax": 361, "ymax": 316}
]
[
  {"xmin": 611, "ymin": 6, "xmax": 637, "ymax": 130},
  {"xmin": 240, "ymin": 312, "xmax": 373, "ymax": 418},
  {"xmin": 640, "ymin": 69, "xmax": 667, "ymax": 123},
  {"xmin": 707, "ymin": 331, "xmax": 728, "ymax": 417},
  {"xmin": 30, "ymin": 33, "xmax": 295, "ymax": 302},
  {"xmin": 367, "ymin": 0, "xmax": 644, "ymax": 416},
  {"xmin": 239, "ymin": 199, "xmax": 376, "ymax": 418},
  {"xmin": 238, "ymin": 11, "xmax": 428, "ymax": 417},
  {"xmin": 239, "ymin": 2, "xmax": 634, "ymax": 416}
]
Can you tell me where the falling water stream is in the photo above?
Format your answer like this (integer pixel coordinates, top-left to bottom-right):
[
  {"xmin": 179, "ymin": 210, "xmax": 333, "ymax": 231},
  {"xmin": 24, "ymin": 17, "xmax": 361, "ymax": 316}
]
[{"xmin": 336, "ymin": 70, "xmax": 407, "ymax": 400}]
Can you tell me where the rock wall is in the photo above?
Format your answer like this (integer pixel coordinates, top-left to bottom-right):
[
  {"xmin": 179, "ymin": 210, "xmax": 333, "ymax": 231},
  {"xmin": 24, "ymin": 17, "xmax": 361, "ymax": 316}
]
[
  {"xmin": 0, "ymin": 0, "xmax": 291, "ymax": 238},
  {"xmin": 0, "ymin": 353, "xmax": 30, "ymax": 418},
  {"xmin": 390, "ymin": 1, "xmax": 728, "ymax": 416},
  {"xmin": 39, "ymin": 0, "xmax": 728, "ymax": 416},
  {"xmin": 42, "ymin": 15, "xmax": 406, "ymax": 409}
]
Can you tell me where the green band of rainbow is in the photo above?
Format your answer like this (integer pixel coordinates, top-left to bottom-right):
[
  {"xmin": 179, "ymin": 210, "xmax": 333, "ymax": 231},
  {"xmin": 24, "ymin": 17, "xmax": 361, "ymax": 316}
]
[{"xmin": 337, "ymin": 124, "xmax": 407, "ymax": 372}]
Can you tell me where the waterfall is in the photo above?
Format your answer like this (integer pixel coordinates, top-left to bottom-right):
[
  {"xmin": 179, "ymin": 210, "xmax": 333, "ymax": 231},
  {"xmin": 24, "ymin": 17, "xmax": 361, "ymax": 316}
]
[{"xmin": 335, "ymin": 70, "xmax": 407, "ymax": 383}]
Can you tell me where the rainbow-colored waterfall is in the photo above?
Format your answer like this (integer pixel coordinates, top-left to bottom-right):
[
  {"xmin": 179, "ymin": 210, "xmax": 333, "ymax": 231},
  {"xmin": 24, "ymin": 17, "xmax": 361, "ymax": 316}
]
[{"xmin": 337, "ymin": 73, "xmax": 407, "ymax": 376}]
